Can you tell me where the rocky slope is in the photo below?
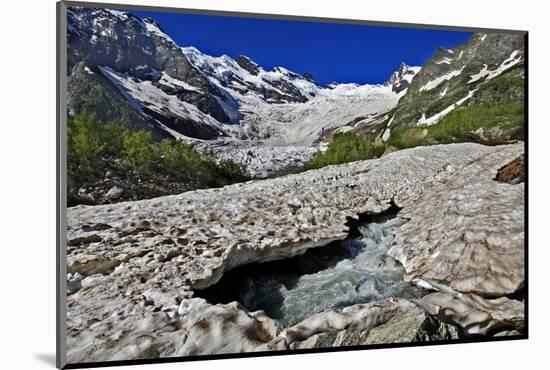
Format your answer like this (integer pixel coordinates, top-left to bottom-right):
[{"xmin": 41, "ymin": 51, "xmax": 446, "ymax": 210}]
[
  {"xmin": 66, "ymin": 142, "xmax": 524, "ymax": 363},
  {"xmin": 67, "ymin": 6, "xmax": 419, "ymax": 175},
  {"xmin": 371, "ymin": 32, "xmax": 525, "ymax": 144}
]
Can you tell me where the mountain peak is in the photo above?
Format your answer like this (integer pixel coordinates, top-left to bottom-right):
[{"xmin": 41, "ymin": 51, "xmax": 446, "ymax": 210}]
[
  {"xmin": 143, "ymin": 17, "xmax": 162, "ymax": 28},
  {"xmin": 104, "ymin": 9, "xmax": 131, "ymax": 21},
  {"xmin": 235, "ymin": 55, "xmax": 260, "ymax": 75},
  {"xmin": 384, "ymin": 63, "xmax": 421, "ymax": 93}
]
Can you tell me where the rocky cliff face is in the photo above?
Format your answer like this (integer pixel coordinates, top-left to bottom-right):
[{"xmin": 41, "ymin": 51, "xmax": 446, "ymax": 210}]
[
  {"xmin": 67, "ymin": 7, "xmax": 233, "ymax": 140},
  {"xmin": 65, "ymin": 142, "xmax": 524, "ymax": 363}
]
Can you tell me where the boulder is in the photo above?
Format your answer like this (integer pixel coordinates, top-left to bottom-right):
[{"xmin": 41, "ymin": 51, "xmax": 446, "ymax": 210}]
[
  {"xmin": 290, "ymin": 305, "xmax": 459, "ymax": 349},
  {"xmin": 104, "ymin": 186, "xmax": 124, "ymax": 201}
]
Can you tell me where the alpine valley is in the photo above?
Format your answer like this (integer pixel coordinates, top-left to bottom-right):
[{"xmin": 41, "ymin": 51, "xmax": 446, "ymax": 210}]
[
  {"xmin": 63, "ymin": 5, "xmax": 526, "ymax": 365},
  {"xmin": 67, "ymin": 7, "xmax": 423, "ymax": 177}
]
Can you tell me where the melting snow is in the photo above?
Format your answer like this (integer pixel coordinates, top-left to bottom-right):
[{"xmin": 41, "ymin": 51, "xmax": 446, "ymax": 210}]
[
  {"xmin": 486, "ymin": 50, "xmax": 522, "ymax": 80},
  {"xmin": 386, "ymin": 114, "xmax": 397, "ymax": 128},
  {"xmin": 181, "ymin": 45, "xmax": 406, "ymax": 145},
  {"xmin": 420, "ymin": 67, "xmax": 464, "ymax": 92},
  {"xmin": 401, "ymin": 66, "xmax": 422, "ymax": 83},
  {"xmin": 182, "ymin": 45, "xmax": 321, "ymax": 100},
  {"xmin": 100, "ymin": 66, "xmax": 144, "ymax": 112},
  {"xmin": 195, "ymin": 141, "xmax": 323, "ymax": 177},
  {"xmin": 382, "ymin": 128, "xmax": 391, "ymax": 142},
  {"xmin": 440, "ymin": 84, "xmax": 448, "ymax": 97},
  {"xmin": 468, "ymin": 64, "xmax": 491, "ymax": 83},
  {"xmin": 417, "ymin": 89, "xmax": 478, "ymax": 126},
  {"xmin": 468, "ymin": 50, "xmax": 523, "ymax": 83}
]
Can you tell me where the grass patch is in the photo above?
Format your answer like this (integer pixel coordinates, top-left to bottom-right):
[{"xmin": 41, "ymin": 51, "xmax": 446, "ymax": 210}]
[{"xmin": 387, "ymin": 102, "xmax": 524, "ymax": 148}]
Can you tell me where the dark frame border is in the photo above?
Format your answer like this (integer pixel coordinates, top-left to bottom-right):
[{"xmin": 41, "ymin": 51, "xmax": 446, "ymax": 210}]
[{"xmin": 56, "ymin": 1, "xmax": 529, "ymax": 369}]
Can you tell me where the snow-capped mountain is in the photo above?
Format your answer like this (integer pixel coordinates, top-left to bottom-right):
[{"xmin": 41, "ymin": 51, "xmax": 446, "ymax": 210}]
[{"xmin": 67, "ymin": 6, "xmax": 421, "ymax": 175}]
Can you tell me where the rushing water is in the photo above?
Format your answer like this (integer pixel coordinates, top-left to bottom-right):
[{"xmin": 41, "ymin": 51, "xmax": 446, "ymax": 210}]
[{"xmin": 197, "ymin": 213, "xmax": 425, "ymax": 328}]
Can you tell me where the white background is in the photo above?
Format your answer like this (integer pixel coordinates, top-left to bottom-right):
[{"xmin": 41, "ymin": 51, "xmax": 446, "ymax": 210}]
[{"xmin": 0, "ymin": 0, "xmax": 547, "ymax": 368}]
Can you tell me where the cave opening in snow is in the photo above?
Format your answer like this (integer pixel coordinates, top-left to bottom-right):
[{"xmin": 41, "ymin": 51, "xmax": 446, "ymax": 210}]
[{"xmin": 194, "ymin": 203, "xmax": 427, "ymax": 328}]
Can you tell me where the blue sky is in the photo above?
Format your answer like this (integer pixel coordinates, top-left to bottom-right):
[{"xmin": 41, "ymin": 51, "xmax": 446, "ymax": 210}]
[{"xmin": 130, "ymin": 9, "xmax": 472, "ymax": 85}]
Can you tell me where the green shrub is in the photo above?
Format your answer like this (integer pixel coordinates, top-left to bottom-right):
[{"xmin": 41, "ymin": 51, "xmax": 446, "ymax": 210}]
[
  {"xmin": 386, "ymin": 126, "xmax": 428, "ymax": 149},
  {"xmin": 426, "ymin": 102, "xmax": 524, "ymax": 142},
  {"xmin": 67, "ymin": 112, "xmax": 250, "ymax": 188},
  {"xmin": 67, "ymin": 112, "xmax": 105, "ymax": 169},
  {"xmin": 68, "ymin": 112, "xmax": 129, "ymax": 169},
  {"xmin": 302, "ymin": 132, "xmax": 384, "ymax": 171},
  {"xmin": 101, "ymin": 122, "xmax": 127, "ymax": 157},
  {"xmin": 123, "ymin": 130, "xmax": 154, "ymax": 172},
  {"xmin": 156, "ymin": 140, "xmax": 206, "ymax": 181},
  {"xmin": 213, "ymin": 159, "xmax": 251, "ymax": 184}
]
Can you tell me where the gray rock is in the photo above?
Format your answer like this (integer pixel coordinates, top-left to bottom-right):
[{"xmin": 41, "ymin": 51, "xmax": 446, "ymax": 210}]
[
  {"xmin": 105, "ymin": 186, "xmax": 124, "ymax": 201},
  {"xmin": 365, "ymin": 306, "xmax": 459, "ymax": 344},
  {"xmin": 290, "ymin": 306, "xmax": 459, "ymax": 349},
  {"xmin": 493, "ymin": 330, "xmax": 522, "ymax": 337}
]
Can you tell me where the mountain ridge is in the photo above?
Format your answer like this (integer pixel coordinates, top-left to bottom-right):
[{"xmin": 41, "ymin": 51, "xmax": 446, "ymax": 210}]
[{"xmin": 67, "ymin": 6, "xmax": 419, "ymax": 145}]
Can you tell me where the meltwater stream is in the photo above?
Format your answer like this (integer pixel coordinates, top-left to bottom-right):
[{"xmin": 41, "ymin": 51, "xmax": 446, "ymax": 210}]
[{"xmin": 196, "ymin": 211, "xmax": 425, "ymax": 328}]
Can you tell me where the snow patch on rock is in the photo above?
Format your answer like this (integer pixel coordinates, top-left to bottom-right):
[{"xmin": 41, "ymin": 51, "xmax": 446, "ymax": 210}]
[
  {"xmin": 420, "ymin": 67, "xmax": 464, "ymax": 92},
  {"xmin": 417, "ymin": 89, "xmax": 477, "ymax": 126}
]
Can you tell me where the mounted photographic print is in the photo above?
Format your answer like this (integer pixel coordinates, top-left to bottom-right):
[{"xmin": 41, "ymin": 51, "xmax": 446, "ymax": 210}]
[{"xmin": 56, "ymin": 1, "xmax": 527, "ymax": 368}]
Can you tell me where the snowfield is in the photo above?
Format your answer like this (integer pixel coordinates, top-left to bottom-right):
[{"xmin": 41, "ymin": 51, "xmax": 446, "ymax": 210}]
[{"xmin": 65, "ymin": 142, "xmax": 524, "ymax": 362}]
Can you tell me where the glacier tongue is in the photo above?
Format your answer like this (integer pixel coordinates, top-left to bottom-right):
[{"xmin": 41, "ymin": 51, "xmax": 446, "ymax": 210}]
[
  {"xmin": 182, "ymin": 45, "xmax": 417, "ymax": 146},
  {"xmin": 196, "ymin": 140, "xmax": 325, "ymax": 178},
  {"xmin": 179, "ymin": 48, "xmax": 419, "ymax": 174}
]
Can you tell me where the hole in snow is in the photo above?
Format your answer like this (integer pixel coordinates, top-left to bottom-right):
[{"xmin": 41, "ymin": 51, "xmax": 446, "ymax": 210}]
[{"xmin": 194, "ymin": 203, "xmax": 426, "ymax": 328}]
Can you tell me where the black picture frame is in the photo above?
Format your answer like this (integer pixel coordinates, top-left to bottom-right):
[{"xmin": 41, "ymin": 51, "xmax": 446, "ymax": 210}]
[{"xmin": 57, "ymin": 2, "xmax": 528, "ymax": 368}]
